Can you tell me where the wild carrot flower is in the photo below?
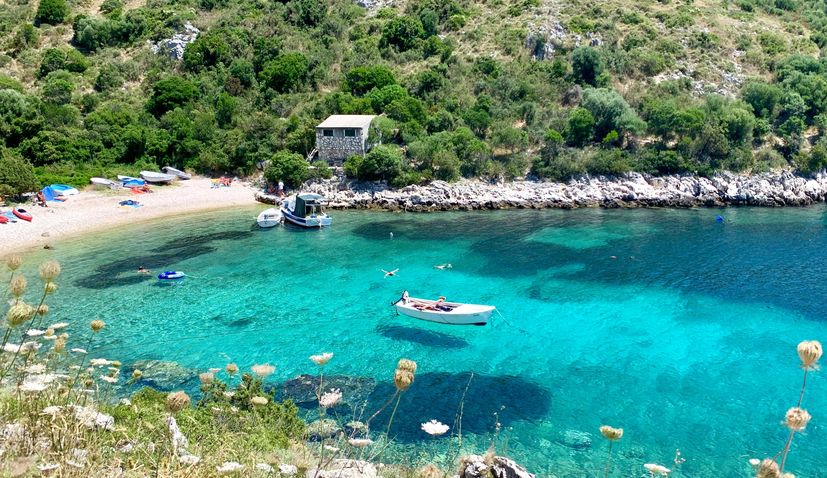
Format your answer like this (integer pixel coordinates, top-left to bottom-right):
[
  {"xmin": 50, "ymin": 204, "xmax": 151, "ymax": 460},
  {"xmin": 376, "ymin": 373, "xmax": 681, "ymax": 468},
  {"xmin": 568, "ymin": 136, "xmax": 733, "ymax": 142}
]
[
  {"xmin": 209, "ymin": 367, "xmax": 221, "ymax": 374},
  {"xmin": 643, "ymin": 463, "xmax": 671, "ymax": 476},
  {"xmin": 226, "ymin": 363, "xmax": 238, "ymax": 375},
  {"xmin": 199, "ymin": 372, "xmax": 214, "ymax": 385},
  {"xmin": 36, "ymin": 304, "xmax": 48, "ymax": 316},
  {"xmin": 180, "ymin": 454, "xmax": 201, "ymax": 465},
  {"xmin": 70, "ymin": 348, "xmax": 87, "ymax": 354},
  {"xmin": 10, "ymin": 276, "xmax": 26, "ymax": 297},
  {"xmin": 319, "ymin": 388, "xmax": 342, "ymax": 408},
  {"xmin": 394, "ymin": 358, "xmax": 417, "ymax": 391},
  {"xmin": 216, "ymin": 462, "xmax": 244, "ymax": 474},
  {"xmin": 26, "ymin": 329, "xmax": 46, "ymax": 337},
  {"xmin": 599, "ymin": 425, "xmax": 623, "ymax": 440},
  {"xmin": 252, "ymin": 363, "xmax": 275, "ymax": 377},
  {"xmin": 49, "ymin": 322, "xmax": 68, "ymax": 330},
  {"xmin": 53, "ymin": 337, "xmax": 66, "ymax": 352},
  {"xmin": 757, "ymin": 459, "xmax": 781, "ymax": 478},
  {"xmin": 90, "ymin": 358, "xmax": 111, "ymax": 366},
  {"xmin": 785, "ymin": 407, "xmax": 811, "ymax": 431},
  {"xmin": 251, "ymin": 396, "xmax": 268, "ymax": 407},
  {"xmin": 278, "ymin": 464, "xmax": 297, "ymax": 476},
  {"xmin": 44, "ymin": 282, "xmax": 57, "ymax": 294},
  {"xmin": 348, "ymin": 438, "xmax": 373, "ymax": 448},
  {"xmin": 421, "ymin": 419, "xmax": 449, "ymax": 436},
  {"xmin": 6, "ymin": 303, "xmax": 33, "ymax": 327},
  {"xmin": 39, "ymin": 261, "xmax": 61, "ymax": 281},
  {"xmin": 167, "ymin": 391, "xmax": 191, "ymax": 413},
  {"xmin": 797, "ymin": 341, "xmax": 822, "ymax": 369},
  {"xmin": 6, "ymin": 255, "xmax": 22, "ymax": 271},
  {"xmin": 310, "ymin": 352, "xmax": 333, "ymax": 365},
  {"xmin": 26, "ymin": 364, "xmax": 46, "ymax": 374},
  {"xmin": 100, "ymin": 375, "xmax": 118, "ymax": 384},
  {"xmin": 90, "ymin": 320, "xmax": 105, "ymax": 332}
]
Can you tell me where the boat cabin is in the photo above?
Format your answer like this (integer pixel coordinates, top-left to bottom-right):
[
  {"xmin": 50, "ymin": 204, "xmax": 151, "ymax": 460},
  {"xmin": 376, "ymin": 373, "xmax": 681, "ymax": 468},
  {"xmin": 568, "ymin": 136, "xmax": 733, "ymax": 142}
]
[{"xmin": 293, "ymin": 193, "xmax": 326, "ymax": 218}]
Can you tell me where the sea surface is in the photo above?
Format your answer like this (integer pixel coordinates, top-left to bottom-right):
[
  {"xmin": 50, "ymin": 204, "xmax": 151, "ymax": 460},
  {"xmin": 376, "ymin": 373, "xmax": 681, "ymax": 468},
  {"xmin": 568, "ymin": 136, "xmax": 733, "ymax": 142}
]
[{"xmin": 10, "ymin": 206, "xmax": 827, "ymax": 476}]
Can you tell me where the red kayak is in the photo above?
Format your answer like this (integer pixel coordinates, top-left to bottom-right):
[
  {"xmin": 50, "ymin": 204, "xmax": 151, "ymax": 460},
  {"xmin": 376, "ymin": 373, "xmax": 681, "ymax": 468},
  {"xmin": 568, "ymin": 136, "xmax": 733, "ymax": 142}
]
[
  {"xmin": 12, "ymin": 208, "xmax": 32, "ymax": 222},
  {"xmin": 0, "ymin": 216, "xmax": 7, "ymax": 224}
]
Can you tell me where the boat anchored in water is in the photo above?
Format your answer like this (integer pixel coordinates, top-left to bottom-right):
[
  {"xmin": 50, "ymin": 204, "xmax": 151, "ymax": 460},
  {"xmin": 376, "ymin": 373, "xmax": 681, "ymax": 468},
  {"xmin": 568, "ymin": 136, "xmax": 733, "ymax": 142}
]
[
  {"xmin": 257, "ymin": 208, "xmax": 282, "ymax": 228},
  {"xmin": 281, "ymin": 193, "xmax": 332, "ymax": 228},
  {"xmin": 393, "ymin": 291, "xmax": 495, "ymax": 326}
]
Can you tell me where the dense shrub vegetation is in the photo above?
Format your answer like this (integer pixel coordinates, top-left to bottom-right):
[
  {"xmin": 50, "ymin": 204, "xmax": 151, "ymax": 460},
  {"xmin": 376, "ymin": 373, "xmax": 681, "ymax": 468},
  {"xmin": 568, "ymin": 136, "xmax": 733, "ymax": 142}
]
[{"xmin": 2, "ymin": 0, "xmax": 827, "ymax": 190}]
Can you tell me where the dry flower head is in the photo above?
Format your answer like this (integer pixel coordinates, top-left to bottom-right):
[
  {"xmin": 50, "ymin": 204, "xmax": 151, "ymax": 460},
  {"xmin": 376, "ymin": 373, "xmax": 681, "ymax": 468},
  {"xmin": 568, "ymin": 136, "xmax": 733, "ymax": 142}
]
[
  {"xmin": 6, "ymin": 303, "xmax": 33, "ymax": 327},
  {"xmin": 756, "ymin": 459, "xmax": 780, "ymax": 478},
  {"xmin": 39, "ymin": 261, "xmax": 61, "ymax": 281},
  {"xmin": 10, "ymin": 276, "xmax": 26, "ymax": 297},
  {"xmin": 166, "ymin": 391, "xmax": 191, "ymax": 413},
  {"xmin": 225, "ymin": 363, "xmax": 238, "ymax": 375},
  {"xmin": 90, "ymin": 320, "xmax": 105, "ymax": 332},
  {"xmin": 599, "ymin": 425, "xmax": 623, "ymax": 441},
  {"xmin": 251, "ymin": 363, "xmax": 275, "ymax": 377},
  {"xmin": 784, "ymin": 407, "xmax": 811, "ymax": 431},
  {"xmin": 6, "ymin": 255, "xmax": 22, "ymax": 271},
  {"xmin": 310, "ymin": 352, "xmax": 333, "ymax": 366},
  {"xmin": 797, "ymin": 340, "xmax": 823, "ymax": 369}
]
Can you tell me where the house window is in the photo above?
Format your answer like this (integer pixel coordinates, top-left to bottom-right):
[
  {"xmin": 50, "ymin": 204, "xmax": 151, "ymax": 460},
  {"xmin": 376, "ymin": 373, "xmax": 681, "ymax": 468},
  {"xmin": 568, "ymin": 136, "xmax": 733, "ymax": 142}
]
[
  {"xmin": 323, "ymin": 129, "xmax": 333, "ymax": 137},
  {"xmin": 344, "ymin": 128, "xmax": 357, "ymax": 137}
]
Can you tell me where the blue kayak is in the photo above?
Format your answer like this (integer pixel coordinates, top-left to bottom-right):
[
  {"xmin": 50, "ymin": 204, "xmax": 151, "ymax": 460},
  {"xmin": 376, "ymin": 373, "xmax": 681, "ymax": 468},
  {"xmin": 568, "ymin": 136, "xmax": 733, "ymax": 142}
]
[{"xmin": 158, "ymin": 271, "xmax": 185, "ymax": 280}]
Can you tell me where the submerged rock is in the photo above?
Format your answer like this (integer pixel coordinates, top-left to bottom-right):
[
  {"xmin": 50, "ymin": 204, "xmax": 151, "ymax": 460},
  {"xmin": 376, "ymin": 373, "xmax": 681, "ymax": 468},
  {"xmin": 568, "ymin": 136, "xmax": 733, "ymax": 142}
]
[
  {"xmin": 281, "ymin": 374, "xmax": 376, "ymax": 407},
  {"xmin": 556, "ymin": 429, "xmax": 592, "ymax": 450},
  {"xmin": 458, "ymin": 455, "xmax": 535, "ymax": 478},
  {"xmin": 306, "ymin": 418, "xmax": 341, "ymax": 440},
  {"xmin": 130, "ymin": 360, "xmax": 197, "ymax": 390}
]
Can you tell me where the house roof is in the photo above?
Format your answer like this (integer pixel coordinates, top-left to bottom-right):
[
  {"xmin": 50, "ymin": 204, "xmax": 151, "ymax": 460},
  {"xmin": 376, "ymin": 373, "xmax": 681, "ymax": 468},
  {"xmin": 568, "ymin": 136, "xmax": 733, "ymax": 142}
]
[{"xmin": 316, "ymin": 115, "xmax": 376, "ymax": 129}]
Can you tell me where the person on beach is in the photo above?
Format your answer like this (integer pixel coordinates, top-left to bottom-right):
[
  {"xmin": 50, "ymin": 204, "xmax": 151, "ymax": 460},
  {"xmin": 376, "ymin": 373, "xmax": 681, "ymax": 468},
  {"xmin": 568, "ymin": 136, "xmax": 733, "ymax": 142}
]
[{"xmin": 278, "ymin": 180, "xmax": 285, "ymax": 197}]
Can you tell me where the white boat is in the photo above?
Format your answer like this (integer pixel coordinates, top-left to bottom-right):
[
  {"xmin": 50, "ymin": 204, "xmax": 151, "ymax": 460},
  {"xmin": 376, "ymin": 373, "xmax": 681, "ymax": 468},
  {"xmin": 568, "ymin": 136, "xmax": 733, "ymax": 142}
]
[
  {"xmin": 257, "ymin": 208, "xmax": 282, "ymax": 228},
  {"xmin": 393, "ymin": 292, "xmax": 495, "ymax": 326},
  {"xmin": 281, "ymin": 193, "xmax": 332, "ymax": 228},
  {"xmin": 162, "ymin": 166, "xmax": 191, "ymax": 180},
  {"xmin": 90, "ymin": 177, "xmax": 119, "ymax": 189},
  {"xmin": 140, "ymin": 171, "xmax": 177, "ymax": 184}
]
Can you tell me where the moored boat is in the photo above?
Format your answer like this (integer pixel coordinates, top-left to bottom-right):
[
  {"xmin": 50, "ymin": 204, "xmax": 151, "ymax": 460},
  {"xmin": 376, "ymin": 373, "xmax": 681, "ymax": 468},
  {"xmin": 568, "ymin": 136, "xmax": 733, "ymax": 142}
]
[
  {"xmin": 393, "ymin": 291, "xmax": 494, "ymax": 326},
  {"xmin": 12, "ymin": 208, "xmax": 32, "ymax": 222},
  {"xmin": 257, "ymin": 208, "xmax": 282, "ymax": 228},
  {"xmin": 140, "ymin": 171, "xmax": 177, "ymax": 184},
  {"xmin": 162, "ymin": 166, "xmax": 191, "ymax": 180},
  {"xmin": 281, "ymin": 193, "xmax": 332, "ymax": 228}
]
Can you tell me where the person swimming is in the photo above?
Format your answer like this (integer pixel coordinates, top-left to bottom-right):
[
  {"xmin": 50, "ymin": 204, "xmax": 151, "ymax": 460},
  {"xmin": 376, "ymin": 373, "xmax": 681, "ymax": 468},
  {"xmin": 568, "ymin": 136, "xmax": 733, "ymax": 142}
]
[
  {"xmin": 434, "ymin": 263, "xmax": 453, "ymax": 270},
  {"xmin": 381, "ymin": 268, "xmax": 399, "ymax": 278},
  {"xmin": 137, "ymin": 266, "xmax": 150, "ymax": 274}
]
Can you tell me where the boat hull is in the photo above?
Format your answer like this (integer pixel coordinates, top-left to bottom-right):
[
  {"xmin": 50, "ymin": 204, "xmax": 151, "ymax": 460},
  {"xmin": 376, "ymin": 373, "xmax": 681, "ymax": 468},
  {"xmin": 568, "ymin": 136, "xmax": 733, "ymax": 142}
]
[
  {"xmin": 158, "ymin": 271, "xmax": 185, "ymax": 280},
  {"xmin": 281, "ymin": 208, "xmax": 332, "ymax": 228},
  {"xmin": 394, "ymin": 299, "xmax": 494, "ymax": 326},
  {"xmin": 257, "ymin": 208, "xmax": 282, "ymax": 228},
  {"xmin": 91, "ymin": 178, "xmax": 118, "ymax": 189},
  {"xmin": 140, "ymin": 171, "xmax": 177, "ymax": 183},
  {"xmin": 162, "ymin": 167, "xmax": 191, "ymax": 180}
]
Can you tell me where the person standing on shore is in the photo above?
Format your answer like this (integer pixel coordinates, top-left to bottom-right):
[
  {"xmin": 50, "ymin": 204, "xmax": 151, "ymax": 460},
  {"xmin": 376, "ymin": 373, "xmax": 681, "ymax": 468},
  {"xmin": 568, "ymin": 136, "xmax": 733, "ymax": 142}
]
[{"xmin": 278, "ymin": 180, "xmax": 285, "ymax": 197}]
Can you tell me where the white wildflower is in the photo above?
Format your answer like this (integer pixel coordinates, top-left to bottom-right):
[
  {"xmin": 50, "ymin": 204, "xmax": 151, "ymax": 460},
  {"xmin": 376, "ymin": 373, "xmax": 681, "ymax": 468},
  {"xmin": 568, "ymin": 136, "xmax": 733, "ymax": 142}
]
[
  {"xmin": 20, "ymin": 382, "xmax": 47, "ymax": 392},
  {"xmin": 20, "ymin": 341, "xmax": 41, "ymax": 353},
  {"xmin": 324, "ymin": 445, "xmax": 339, "ymax": 452},
  {"xmin": 43, "ymin": 335, "xmax": 57, "ymax": 341},
  {"xmin": 223, "ymin": 391, "xmax": 235, "ymax": 398},
  {"xmin": 319, "ymin": 388, "xmax": 342, "ymax": 408},
  {"xmin": 38, "ymin": 463, "xmax": 59, "ymax": 473},
  {"xmin": 26, "ymin": 364, "xmax": 46, "ymax": 374},
  {"xmin": 3, "ymin": 343, "xmax": 20, "ymax": 353},
  {"xmin": 90, "ymin": 358, "xmax": 111, "ymax": 366},
  {"xmin": 278, "ymin": 464, "xmax": 297, "ymax": 476},
  {"xmin": 49, "ymin": 322, "xmax": 69, "ymax": 330},
  {"xmin": 216, "ymin": 462, "xmax": 244, "ymax": 474},
  {"xmin": 100, "ymin": 375, "xmax": 118, "ymax": 384},
  {"xmin": 255, "ymin": 463, "xmax": 274, "ymax": 473},
  {"xmin": 180, "ymin": 454, "xmax": 201, "ymax": 465},
  {"xmin": 26, "ymin": 329, "xmax": 45, "ymax": 337},
  {"xmin": 251, "ymin": 363, "xmax": 275, "ymax": 377},
  {"xmin": 70, "ymin": 348, "xmax": 87, "ymax": 354},
  {"xmin": 421, "ymin": 419, "xmax": 449, "ymax": 436},
  {"xmin": 310, "ymin": 352, "xmax": 333, "ymax": 365},
  {"xmin": 42, "ymin": 406, "xmax": 63, "ymax": 416},
  {"xmin": 209, "ymin": 367, "xmax": 221, "ymax": 374}
]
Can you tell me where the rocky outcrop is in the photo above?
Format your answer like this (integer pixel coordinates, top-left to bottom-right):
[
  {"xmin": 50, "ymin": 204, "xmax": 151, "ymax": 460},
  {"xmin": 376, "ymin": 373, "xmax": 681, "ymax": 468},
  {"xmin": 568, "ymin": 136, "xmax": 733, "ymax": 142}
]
[
  {"xmin": 459, "ymin": 455, "xmax": 535, "ymax": 478},
  {"xmin": 148, "ymin": 22, "xmax": 199, "ymax": 61},
  {"xmin": 129, "ymin": 360, "xmax": 197, "ymax": 390},
  {"xmin": 286, "ymin": 171, "xmax": 827, "ymax": 212},
  {"xmin": 306, "ymin": 459, "xmax": 377, "ymax": 478}
]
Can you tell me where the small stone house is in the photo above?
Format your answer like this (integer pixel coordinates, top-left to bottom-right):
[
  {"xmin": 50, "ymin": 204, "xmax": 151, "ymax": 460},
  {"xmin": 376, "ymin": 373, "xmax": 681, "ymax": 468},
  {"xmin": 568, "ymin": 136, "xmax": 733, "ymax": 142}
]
[{"xmin": 315, "ymin": 115, "xmax": 376, "ymax": 164}]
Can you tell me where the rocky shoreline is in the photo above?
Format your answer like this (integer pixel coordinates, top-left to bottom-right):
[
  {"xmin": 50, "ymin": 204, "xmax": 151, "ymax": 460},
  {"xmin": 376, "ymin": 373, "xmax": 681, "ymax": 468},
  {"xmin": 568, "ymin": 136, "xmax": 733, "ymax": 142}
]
[{"xmin": 255, "ymin": 171, "xmax": 827, "ymax": 211}]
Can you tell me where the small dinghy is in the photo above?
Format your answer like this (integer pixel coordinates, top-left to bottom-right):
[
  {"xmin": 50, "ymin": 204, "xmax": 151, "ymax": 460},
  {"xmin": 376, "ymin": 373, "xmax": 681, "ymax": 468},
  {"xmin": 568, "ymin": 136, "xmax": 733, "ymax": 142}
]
[
  {"xmin": 0, "ymin": 216, "xmax": 8, "ymax": 224},
  {"xmin": 91, "ymin": 177, "xmax": 119, "ymax": 189},
  {"xmin": 162, "ymin": 166, "xmax": 191, "ymax": 180},
  {"xmin": 49, "ymin": 184, "xmax": 79, "ymax": 196},
  {"xmin": 257, "ymin": 208, "xmax": 282, "ymax": 228},
  {"xmin": 393, "ymin": 291, "xmax": 495, "ymax": 326},
  {"xmin": 158, "ymin": 271, "xmax": 185, "ymax": 280},
  {"xmin": 12, "ymin": 208, "xmax": 32, "ymax": 222},
  {"xmin": 140, "ymin": 171, "xmax": 177, "ymax": 184}
]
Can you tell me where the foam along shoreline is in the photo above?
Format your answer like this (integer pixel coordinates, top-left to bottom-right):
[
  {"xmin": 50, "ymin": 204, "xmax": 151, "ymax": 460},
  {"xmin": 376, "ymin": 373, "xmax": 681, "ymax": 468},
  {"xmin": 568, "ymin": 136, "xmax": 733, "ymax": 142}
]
[
  {"xmin": 0, "ymin": 178, "xmax": 258, "ymax": 255},
  {"xmin": 284, "ymin": 170, "xmax": 827, "ymax": 211}
]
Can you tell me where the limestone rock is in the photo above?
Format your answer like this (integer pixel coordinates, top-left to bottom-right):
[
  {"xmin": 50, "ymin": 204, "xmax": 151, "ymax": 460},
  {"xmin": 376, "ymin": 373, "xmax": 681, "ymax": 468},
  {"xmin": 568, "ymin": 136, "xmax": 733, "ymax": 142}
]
[
  {"xmin": 557, "ymin": 429, "xmax": 592, "ymax": 450},
  {"xmin": 130, "ymin": 360, "xmax": 197, "ymax": 390},
  {"xmin": 458, "ymin": 455, "xmax": 535, "ymax": 478},
  {"xmin": 306, "ymin": 459, "xmax": 377, "ymax": 478},
  {"xmin": 148, "ymin": 22, "xmax": 199, "ymax": 61}
]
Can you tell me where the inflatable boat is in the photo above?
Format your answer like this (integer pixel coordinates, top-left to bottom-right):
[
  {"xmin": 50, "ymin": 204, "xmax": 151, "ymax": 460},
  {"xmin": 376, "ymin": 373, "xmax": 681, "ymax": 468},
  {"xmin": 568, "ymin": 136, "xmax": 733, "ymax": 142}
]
[{"xmin": 158, "ymin": 271, "xmax": 185, "ymax": 280}]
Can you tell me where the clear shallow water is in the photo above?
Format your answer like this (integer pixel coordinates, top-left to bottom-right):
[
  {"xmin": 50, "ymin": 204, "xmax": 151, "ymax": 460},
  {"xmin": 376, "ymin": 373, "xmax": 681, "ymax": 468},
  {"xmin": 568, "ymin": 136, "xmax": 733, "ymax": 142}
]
[{"xmin": 11, "ymin": 206, "xmax": 827, "ymax": 476}]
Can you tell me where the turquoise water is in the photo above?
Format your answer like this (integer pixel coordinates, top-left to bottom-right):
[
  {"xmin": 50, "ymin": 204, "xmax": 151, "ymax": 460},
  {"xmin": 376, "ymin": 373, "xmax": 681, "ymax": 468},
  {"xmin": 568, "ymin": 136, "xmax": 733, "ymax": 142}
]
[{"xmin": 9, "ymin": 207, "xmax": 827, "ymax": 476}]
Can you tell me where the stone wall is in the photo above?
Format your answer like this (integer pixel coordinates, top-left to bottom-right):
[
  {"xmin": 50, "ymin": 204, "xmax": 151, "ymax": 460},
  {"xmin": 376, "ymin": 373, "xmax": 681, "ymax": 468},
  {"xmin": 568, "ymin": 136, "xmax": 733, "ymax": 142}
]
[{"xmin": 316, "ymin": 134, "xmax": 367, "ymax": 164}]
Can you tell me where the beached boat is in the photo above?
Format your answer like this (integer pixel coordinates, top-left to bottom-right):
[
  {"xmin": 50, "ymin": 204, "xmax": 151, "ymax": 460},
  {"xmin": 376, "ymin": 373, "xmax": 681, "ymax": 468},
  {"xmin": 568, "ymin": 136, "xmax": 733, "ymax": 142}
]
[
  {"xmin": 393, "ymin": 292, "xmax": 495, "ymax": 326},
  {"xmin": 281, "ymin": 193, "xmax": 332, "ymax": 228},
  {"xmin": 257, "ymin": 208, "xmax": 282, "ymax": 228},
  {"xmin": 49, "ymin": 184, "xmax": 79, "ymax": 196},
  {"xmin": 12, "ymin": 208, "xmax": 32, "ymax": 222},
  {"xmin": 140, "ymin": 171, "xmax": 177, "ymax": 184},
  {"xmin": 162, "ymin": 166, "xmax": 191, "ymax": 180},
  {"xmin": 0, "ymin": 216, "xmax": 7, "ymax": 224},
  {"xmin": 91, "ymin": 177, "xmax": 119, "ymax": 189}
]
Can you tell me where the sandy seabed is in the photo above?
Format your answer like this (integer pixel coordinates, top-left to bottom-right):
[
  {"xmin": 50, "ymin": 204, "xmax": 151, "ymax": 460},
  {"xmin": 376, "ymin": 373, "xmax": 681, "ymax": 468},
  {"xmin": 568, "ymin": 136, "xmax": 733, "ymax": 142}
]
[{"xmin": 0, "ymin": 178, "xmax": 260, "ymax": 256}]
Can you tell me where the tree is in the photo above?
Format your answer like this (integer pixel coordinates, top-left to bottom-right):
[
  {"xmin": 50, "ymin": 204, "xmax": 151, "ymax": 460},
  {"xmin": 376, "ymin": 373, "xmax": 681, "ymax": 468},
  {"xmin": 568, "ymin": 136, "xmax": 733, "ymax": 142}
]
[
  {"xmin": 41, "ymin": 71, "xmax": 75, "ymax": 105},
  {"xmin": 581, "ymin": 88, "xmax": 646, "ymax": 141},
  {"xmin": 347, "ymin": 145, "xmax": 404, "ymax": 180},
  {"xmin": 566, "ymin": 107, "xmax": 595, "ymax": 146},
  {"xmin": 264, "ymin": 151, "xmax": 309, "ymax": 188},
  {"xmin": 260, "ymin": 52, "xmax": 309, "ymax": 93},
  {"xmin": 147, "ymin": 77, "xmax": 198, "ymax": 117},
  {"xmin": 741, "ymin": 81, "xmax": 781, "ymax": 119},
  {"xmin": 0, "ymin": 150, "xmax": 38, "ymax": 197},
  {"xmin": 36, "ymin": 0, "xmax": 70, "ymax": 25},
  {"xmin": 183, "ymin": 32, "xmax": 231, "ymax": 72},
  {"xmin": 571, "ymin": 47, "xmax": 603, "ymax": 86},
  {"xmin": 287, "ymin": 0, "xmax": 327, "ymax": 27},
  {"xmin": 381, "ymin": 16, "xmax": 425, "ymax": 51},
  {"xmin": 368, "ymin": 84, "xmax": 408, "ymax": 112},
  {"xmin": 344, "ymin": 66, "xmax": 396, "ymax": 96}
]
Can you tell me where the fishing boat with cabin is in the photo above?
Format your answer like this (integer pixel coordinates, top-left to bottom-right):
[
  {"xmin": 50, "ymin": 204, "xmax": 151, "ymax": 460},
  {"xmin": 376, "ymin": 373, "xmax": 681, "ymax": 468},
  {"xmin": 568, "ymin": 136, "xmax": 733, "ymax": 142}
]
[{"xmin": 281, "ymin": 193, "xmax": 332, "ymax": 228}]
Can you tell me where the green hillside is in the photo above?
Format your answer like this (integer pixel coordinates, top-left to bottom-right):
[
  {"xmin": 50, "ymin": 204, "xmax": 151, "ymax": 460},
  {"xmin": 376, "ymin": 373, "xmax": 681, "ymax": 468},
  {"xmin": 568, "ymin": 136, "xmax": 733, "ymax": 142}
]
[{"xmin": 2, "ymin": 0, "xmax": 827, "ymax": 194}]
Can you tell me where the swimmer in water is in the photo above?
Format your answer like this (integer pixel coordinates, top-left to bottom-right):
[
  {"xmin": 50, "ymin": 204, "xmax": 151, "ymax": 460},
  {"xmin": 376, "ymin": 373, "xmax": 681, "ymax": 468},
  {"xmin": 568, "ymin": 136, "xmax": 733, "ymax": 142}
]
[
  {"xmin": 137, "ymin": 266, "xmax": 150, "ymax": 274},
  {"xmin": 381, "ymin": 268, "xmax": 399, "ymax": 278},
  {"xmin": 434, "ymin": 263, "xmax": 453, "ymax": 270}
]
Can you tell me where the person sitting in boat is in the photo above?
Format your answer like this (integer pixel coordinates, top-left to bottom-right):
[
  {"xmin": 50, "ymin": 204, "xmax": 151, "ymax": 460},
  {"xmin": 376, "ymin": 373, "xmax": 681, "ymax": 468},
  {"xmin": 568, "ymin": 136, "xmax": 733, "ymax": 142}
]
[{"xmin": 426, "ymin": 296, "xmax": 450, "ymax": 311}]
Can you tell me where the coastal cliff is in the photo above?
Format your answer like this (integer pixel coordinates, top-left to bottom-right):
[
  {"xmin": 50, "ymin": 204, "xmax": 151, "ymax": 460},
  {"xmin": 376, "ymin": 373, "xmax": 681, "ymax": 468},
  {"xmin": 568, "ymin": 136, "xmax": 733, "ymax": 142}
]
[{"xmin": 256, "ymin": 171, "xmax": 827, "ymax": 211}]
